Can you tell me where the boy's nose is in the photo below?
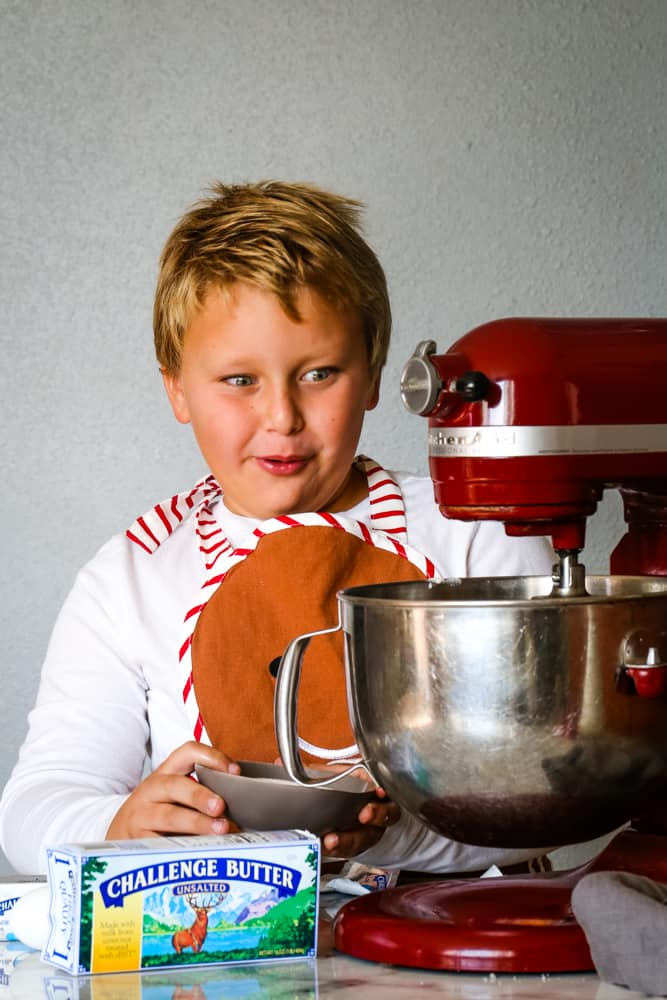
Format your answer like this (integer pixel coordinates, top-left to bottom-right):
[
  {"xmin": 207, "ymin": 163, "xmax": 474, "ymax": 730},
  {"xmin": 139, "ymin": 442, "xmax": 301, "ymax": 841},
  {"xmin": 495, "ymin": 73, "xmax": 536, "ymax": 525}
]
[{"xmin": 263, "ymin": 383, "xmax": 304, "ymax": 435}]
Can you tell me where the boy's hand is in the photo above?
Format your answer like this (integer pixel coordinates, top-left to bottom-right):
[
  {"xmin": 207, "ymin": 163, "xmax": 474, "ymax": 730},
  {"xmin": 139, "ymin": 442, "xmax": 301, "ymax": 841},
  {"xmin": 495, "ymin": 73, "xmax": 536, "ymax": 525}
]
[
  {"xmin": 272, "ymin": 758, "xmax": 400, "ymax": 859},
  {"xmin": 106, "ymin": 741, "xmax": 240, "ymax": 840},
  {"xmin": 321, "ymin": 796, "xmax": 400, "ymax": 857}
]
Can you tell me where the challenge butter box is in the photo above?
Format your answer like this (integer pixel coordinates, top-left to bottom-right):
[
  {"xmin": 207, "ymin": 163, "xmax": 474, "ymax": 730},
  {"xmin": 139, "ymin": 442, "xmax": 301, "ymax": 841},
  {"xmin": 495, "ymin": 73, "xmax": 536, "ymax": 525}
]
[{"xmin": 43, "ymin": 831, "xmax": 319, "ymax": 975}]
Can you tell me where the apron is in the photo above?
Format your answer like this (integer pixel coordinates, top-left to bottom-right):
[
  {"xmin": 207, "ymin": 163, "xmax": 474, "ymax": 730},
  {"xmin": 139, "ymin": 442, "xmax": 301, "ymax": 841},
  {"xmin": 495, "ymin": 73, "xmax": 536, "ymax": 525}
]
[{"xmin": 126, "ymin": 457, "xmax": 437, "ymax": 765}]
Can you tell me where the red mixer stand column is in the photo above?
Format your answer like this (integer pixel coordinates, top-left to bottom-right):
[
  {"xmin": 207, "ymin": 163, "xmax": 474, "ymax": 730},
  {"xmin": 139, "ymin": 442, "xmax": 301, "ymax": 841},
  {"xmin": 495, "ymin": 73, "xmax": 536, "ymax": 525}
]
[{"xmin": 334, "ymin": 830, "xmax": 667, "ymax": 973}]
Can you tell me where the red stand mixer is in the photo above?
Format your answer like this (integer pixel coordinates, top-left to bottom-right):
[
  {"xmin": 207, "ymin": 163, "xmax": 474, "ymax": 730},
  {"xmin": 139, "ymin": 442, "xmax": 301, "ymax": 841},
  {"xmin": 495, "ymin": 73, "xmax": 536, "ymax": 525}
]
[
  {"xmin": 277, "ymin": 318, "xmax": 667, "ymax": 973},
  {"xmin": 399, "ymin": 317, "xmax": 667, "ymax": 580}
]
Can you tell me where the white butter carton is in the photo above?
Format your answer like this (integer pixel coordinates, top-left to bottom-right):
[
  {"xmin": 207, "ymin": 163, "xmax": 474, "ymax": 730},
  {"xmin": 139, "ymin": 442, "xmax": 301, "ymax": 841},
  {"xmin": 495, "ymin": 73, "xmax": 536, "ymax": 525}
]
[
  {"xmin": 0, "ymin": 877, "xmax": 46, "ymax": 941},
  {"xmin": 43, "ymin": 831, "xmax": 319, "ymax": 975}
]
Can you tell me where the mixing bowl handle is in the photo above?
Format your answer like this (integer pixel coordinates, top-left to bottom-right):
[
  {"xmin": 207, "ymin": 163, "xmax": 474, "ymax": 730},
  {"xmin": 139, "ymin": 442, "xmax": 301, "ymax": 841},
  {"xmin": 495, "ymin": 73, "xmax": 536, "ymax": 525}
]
[{"xmin": 274, "ymin": 621, "xmax": 365, "ymax": 788}]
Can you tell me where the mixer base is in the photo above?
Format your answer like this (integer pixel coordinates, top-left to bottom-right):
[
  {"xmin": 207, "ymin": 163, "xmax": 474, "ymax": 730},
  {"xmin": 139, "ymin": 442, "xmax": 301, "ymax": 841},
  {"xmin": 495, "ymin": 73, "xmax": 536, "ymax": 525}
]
[{"xmin": 334, "ymin": 830, "xmax": 667, "ymax": 972}]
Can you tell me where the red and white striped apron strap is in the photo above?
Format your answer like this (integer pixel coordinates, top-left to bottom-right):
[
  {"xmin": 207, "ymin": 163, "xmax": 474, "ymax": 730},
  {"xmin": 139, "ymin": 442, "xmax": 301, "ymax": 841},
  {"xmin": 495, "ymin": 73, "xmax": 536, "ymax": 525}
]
[
  {"xmin": 125, "ymin": 475, "xmax": 222, "ymax": 554},
  {"xmin": 356, "ymin": 455, "xmax": 408, "ymax": 540}
]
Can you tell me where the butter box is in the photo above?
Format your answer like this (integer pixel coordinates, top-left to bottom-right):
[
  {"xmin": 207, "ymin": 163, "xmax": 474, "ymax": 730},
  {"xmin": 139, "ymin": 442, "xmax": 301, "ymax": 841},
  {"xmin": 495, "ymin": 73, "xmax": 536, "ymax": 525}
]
[
  {"xmin": 0, "ymin": 877, "xmax": 46, "ymax": 941},
  {"xmin": 43, "ymin": 831, "xmax": 319, "ymax": 975}
]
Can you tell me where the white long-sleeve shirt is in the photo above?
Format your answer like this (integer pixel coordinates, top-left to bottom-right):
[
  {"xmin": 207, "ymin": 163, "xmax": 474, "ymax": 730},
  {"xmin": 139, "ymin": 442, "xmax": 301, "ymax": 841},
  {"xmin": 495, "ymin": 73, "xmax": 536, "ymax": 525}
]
[{"xmin": 0, "ymin": 470, "xmax": 554, "ymax": 874}]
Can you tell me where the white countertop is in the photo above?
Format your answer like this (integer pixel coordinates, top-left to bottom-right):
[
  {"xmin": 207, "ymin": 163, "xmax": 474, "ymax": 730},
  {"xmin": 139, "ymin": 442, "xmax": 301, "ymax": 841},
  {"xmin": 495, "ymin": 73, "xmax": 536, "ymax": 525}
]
[
  {"xmin": 0, "ymin": 944, "xmax": 655, "ymax": 1000},
  {"xmin": 2, "ymin": 866, "xmax": 660, "ymax": 1000}
]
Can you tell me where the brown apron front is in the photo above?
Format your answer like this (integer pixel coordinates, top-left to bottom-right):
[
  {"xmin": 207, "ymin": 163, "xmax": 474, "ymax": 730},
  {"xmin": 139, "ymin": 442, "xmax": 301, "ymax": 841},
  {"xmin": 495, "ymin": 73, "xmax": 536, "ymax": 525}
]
[{"xmin": 190, "ymin": 525, "xmax": 427, "ymax": 763}]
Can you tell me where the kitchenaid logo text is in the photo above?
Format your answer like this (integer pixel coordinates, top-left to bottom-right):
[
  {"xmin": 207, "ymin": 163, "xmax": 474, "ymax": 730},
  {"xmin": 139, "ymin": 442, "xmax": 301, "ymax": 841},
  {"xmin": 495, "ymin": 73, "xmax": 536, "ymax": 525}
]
[
  {"xmin": 98, "ymin": 857, "xmax": 301, "ymax": 907},
  {"xmin": 430, "ymin": 427, "xmax": 515, "ymax": 456}
]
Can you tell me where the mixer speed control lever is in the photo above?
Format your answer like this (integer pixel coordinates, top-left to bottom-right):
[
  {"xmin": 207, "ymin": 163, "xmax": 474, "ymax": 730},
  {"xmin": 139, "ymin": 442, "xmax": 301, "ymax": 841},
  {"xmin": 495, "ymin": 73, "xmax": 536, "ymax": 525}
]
[{"xmin": 450, "ymin": 370, "xmax": 491, "ymax": 401}]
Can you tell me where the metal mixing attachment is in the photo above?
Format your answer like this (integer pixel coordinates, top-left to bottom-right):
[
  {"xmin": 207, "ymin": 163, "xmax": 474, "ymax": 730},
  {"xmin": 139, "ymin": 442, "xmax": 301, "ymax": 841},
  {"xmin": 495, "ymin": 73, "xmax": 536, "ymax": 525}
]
[{"xmin": 551, "ymin": 549, "xmax": 588, "ymax": 597}]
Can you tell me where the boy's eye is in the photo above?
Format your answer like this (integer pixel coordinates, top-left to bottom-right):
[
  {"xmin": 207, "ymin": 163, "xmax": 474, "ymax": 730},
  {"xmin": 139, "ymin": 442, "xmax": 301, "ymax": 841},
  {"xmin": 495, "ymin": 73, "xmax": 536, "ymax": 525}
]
[
  {"xmin": 302, "ymin": 367, "xmax": 335, "ymax": 383},
  {"xmin": 222, "ymin": 374, "xmax": 255, "ymax": 387}
]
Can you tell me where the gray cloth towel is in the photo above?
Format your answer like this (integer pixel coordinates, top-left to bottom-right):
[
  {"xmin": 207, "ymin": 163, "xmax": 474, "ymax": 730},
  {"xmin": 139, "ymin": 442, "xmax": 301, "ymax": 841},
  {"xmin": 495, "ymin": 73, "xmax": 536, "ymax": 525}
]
[{"xmin": 571, "ymin": 871, "xmax": 667, "ymax": 996}]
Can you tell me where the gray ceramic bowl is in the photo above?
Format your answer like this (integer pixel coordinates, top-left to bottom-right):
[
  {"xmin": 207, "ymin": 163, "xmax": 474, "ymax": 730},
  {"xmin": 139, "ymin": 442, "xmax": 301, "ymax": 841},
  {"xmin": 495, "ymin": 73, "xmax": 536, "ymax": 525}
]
[{"xmin": 195, "ymin": 760, "xmax": 375, "ymax": 835}]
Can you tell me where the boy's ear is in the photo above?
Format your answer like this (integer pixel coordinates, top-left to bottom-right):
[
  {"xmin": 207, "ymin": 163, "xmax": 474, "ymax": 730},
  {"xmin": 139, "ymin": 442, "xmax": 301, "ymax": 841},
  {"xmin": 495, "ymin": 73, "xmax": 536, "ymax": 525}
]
[
  {"xmin": 366, "ymin": 375, "xmax": 381, "ymax": 411},
  {"xmin": 161, "ymin": 369, "xmax": 191, "ymax": 424}
]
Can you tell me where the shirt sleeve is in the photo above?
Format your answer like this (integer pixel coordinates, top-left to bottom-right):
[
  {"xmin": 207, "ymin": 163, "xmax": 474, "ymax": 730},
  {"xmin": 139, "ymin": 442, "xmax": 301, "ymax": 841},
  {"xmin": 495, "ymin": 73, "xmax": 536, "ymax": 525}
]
[
  {"xmin": 398, "ymin": 472, "xmax": 556, "ymax": 581},
  {"xmin": 464, "ymin": 521, "xmax": 555, "ymax": 578},
  {"xmin": 0, "ymin": 542, "xmax": 149, "ymax": 874}
]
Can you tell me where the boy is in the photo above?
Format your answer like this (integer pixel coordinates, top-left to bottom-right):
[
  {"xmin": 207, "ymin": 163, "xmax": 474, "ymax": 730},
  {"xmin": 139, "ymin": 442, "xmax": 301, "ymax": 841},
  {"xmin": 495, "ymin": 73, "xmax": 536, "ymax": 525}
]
[{"xmin": 0, "ymin": 181, "xmax": 553, "ymax": 874}]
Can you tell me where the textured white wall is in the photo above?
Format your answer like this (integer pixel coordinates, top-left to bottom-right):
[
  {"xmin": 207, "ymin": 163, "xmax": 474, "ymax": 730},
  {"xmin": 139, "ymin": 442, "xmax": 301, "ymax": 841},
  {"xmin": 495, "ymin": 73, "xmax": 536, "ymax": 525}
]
[{"xmin": 1, "ymin": 0, "xmax": 665, "ymax": 873}]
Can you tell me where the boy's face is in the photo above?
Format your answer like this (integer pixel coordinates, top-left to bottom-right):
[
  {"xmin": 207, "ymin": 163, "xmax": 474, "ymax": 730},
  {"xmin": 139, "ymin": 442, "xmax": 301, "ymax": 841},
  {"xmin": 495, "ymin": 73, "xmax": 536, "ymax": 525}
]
[{"xmin": 162, "ymin": 283, "xmax": 380, "ymax": 519}]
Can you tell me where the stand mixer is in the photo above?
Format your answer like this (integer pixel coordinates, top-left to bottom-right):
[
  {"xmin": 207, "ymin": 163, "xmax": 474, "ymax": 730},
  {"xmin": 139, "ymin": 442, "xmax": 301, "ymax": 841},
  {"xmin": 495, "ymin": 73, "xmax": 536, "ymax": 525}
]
[
  {"xmin": 399, "ymin": 316, "xmax": 667, "ymax": 591},
  {"xmin": 276, "ymin": 317, "xmax": 667, "ymax": 973}
]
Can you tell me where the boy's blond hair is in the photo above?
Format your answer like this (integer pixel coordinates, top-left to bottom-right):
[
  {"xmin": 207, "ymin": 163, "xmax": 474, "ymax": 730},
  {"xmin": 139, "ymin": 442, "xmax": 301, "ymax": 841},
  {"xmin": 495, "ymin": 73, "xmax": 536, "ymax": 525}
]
[{"xmin": 154, "ymin": 181, "xmax": 391, "ymax": 376}]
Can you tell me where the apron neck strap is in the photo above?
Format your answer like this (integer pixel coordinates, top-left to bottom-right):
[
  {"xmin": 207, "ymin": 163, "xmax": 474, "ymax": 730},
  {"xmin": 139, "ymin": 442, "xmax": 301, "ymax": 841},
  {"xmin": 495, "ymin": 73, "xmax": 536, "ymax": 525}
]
[
  {"xmin": 201, "ymin": 456, "xmax": 408, "ymax": 572},
  {"xmin": 125, "ymin": 456, "xmax": 407, "ymax": 565},
  {"xmin": 356, "ymin": 455, "xmax": 408, "ymax": 539},
  {"xmin": 126, "ymin": 475, "xmax": 222, "ymax": 554}
]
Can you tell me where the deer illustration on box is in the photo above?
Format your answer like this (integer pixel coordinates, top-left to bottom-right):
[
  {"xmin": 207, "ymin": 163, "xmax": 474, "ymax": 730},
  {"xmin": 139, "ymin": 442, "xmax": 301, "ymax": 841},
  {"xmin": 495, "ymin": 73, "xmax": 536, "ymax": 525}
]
[{"xmin": 172, "ymin": 891, "xmax": 228, "ymax": 954}]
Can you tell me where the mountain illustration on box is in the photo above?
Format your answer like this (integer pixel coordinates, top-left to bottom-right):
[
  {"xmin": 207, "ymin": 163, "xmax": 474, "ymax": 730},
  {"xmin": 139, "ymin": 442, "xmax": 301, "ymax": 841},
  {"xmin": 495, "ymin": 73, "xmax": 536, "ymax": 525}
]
[{"xmin": 142, "ymin": 884, "xmax": 282, "ymax": 926}]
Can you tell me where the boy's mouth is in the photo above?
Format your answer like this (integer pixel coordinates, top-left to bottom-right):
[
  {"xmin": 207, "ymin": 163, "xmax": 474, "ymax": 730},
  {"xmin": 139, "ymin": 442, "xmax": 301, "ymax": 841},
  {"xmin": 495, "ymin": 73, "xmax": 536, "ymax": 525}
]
[{"xmin": 256, "ymin": 455, "xmax": 310, "ymax": 476}]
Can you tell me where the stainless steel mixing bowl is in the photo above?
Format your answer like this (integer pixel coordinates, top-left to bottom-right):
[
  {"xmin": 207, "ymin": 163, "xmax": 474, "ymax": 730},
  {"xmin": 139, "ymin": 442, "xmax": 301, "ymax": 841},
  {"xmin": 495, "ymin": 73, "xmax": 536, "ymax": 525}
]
[{"xmin": 275, "ymin": 576, "xmax": 667, "ymax": 847}]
